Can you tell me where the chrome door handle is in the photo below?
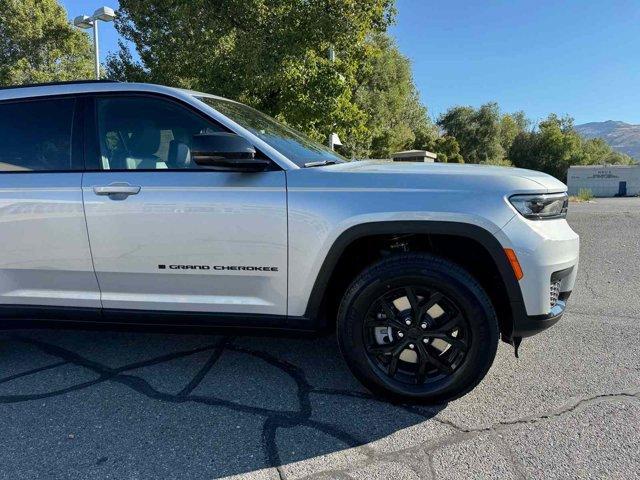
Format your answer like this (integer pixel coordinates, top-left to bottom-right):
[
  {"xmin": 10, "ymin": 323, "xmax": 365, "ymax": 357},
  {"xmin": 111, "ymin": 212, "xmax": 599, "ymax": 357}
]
[{"xmin": 93, "ymin": 183, "xmax": 141, "ymax": 197}]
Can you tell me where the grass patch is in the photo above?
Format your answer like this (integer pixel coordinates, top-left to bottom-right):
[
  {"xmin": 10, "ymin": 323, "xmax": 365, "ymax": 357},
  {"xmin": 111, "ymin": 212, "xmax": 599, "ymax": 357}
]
[{"xmin": 570, "ymin": 188, "xmax": 594, "ymax": 202}]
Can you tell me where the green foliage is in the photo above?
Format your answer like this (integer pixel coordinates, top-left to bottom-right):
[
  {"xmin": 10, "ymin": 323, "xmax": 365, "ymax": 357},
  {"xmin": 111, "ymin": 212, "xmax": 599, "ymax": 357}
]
[
  {"xmin": 509, "ymin": 114, "xmax": 634, "ymax": 181},
  {"xmin": 577, "ymin": 188, "xmax": 593, "ymax": 201},
  {"xmin": 435, "ymin": 103, "xmax": 530, "ymax": 166},
  {"xmin": 107, "ymin": 0, "xmax": 424, "ymax": 158},
  {"xmin": 1, "ymin": 0, "xmax": 630, "ymax": 179},
  {"xmin": 480, "ymin": 157, "xmax": 513, "ymax": 167},
  {"xmin": 581, "ymin": 137, "xmax": 633, "ymax": 165},
  {"xmin": 0, "ymin": 0, "xmax": 93, "ymax": 85},
  {"xmin": 352, "ymin": 33, "xmax": 437, "ymax": 158},
  {"xmin": 499, "ymin": 111, "xmax": 529, "ymax": 153},
  {"xmin": 437, "ymin": 103, "xmax": 505, "ymax": 164},
  {"xmin": 435, "ymin": 103, "xmax": 632, "ymax": 180},
  {"xmin": 422, "ymin": 135, "xmax": 463, "ymax": 163},
  {"xmin": 102, "ymin": 0, "xmax": 638, "ymax": 175}
]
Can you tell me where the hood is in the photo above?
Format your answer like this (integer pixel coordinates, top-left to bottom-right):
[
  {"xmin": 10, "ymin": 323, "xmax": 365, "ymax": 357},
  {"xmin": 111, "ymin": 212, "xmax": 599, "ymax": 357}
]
[{"xmin": 319, "ymin": 160, "xmax": 566, "ymax": 193}]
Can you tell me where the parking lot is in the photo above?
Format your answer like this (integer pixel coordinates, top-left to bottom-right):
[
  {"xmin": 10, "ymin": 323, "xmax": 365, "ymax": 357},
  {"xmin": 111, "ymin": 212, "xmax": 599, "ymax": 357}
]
[{"xmin": 0, "ymin": 197, "xmax": 638, "ymax": 480}]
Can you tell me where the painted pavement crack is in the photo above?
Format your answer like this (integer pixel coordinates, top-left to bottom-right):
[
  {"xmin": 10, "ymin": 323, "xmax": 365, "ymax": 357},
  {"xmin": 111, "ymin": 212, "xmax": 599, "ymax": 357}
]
[
  {"xmin": 0, "ymin": 334, "xmax": 377, "ymax": 476},
  {"xmin": 178, "ymin": 337, "xmax": 232, "ymax": 396},
  {"xmin": 4, "ymin": 333, "xmax": 633, "ymax": 478},
  {"xmin": 0, "ymin": 360, "xmax": 69, "ymax": 385}
]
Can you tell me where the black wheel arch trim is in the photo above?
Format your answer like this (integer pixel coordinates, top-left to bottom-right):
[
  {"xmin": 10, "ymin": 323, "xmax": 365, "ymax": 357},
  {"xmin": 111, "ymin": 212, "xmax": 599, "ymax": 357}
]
[{"xmin": 303, "ymin": 220, "xmax": 529, "ymax": 338}]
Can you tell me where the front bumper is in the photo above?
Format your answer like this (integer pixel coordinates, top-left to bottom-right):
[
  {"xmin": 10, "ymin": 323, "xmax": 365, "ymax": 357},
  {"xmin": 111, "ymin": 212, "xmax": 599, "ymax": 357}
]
[
  {"xmin": 511, "ymin": 291, "xmax": 571, "ymax": 338},
  {"xmin": 497, "ymin": 212, "xmax": 579, "ymax": 338}
]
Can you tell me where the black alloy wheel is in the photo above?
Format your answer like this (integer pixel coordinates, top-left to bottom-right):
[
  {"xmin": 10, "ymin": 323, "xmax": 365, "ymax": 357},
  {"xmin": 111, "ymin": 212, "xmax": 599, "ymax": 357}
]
[
  {"xmin": 364, "ymin": 286, "xmax": 469, "ymax": 386},
  {"xmin": 337, "ymin": 253, "xmax": 499, "ymax": 403}
]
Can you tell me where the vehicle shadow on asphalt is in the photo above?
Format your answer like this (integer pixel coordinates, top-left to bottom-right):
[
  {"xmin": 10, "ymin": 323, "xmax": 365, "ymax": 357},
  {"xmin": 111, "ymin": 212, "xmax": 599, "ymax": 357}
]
[{"xmin": 0, "ymin": 328, "xmax": 446, "ymax": 478}]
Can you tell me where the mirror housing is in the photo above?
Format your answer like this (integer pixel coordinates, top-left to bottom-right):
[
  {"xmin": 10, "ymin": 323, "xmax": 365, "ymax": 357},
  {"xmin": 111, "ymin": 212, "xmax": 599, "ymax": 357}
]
[{"xmin": 191, "ymin": 133, "xmax": 270, "ymax": 172}]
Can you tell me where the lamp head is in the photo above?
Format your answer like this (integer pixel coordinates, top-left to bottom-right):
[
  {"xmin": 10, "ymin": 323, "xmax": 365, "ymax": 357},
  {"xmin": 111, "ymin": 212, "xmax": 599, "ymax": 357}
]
[
  {"xmin": 93, "ymin": 6, "xmax": 116, "ymax": 22},
  {"xmin": 73, "ymin": 15, "xmax": 93, "ymax": 29}
]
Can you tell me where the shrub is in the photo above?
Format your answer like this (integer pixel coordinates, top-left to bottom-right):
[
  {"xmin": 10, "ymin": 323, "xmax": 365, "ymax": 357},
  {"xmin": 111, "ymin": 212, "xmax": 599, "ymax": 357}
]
[{"xmin": 578, "ymin": 188, "xmax": 593, "ymax": 201}]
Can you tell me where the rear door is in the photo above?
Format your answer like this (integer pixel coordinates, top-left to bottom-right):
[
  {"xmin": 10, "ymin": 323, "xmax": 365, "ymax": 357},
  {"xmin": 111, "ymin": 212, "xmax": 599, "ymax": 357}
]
[
  {"xmin": 81, "ymin": 94, "xmax": 288, "ymax": 318},
  {"xmin": 0, "ymin": 96, "xmax": 101, "ymax": 311}
]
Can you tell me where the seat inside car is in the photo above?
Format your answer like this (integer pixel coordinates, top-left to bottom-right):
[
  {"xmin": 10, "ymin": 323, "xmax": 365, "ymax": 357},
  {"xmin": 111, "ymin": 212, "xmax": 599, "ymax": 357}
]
[
  {"xmin": 125, "ymin": 122, "xmax": 164, "ymax": 170},
  {"xmin": 167, "ymin": 139, "xmax": 191, "ymax": 168}
]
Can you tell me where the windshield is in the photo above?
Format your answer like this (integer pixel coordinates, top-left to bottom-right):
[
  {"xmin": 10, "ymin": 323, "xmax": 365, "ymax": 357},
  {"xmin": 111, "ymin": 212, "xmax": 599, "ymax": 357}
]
[{"xmin": 197, "ymin": 96, "xmax": 345, "ymax": 167}]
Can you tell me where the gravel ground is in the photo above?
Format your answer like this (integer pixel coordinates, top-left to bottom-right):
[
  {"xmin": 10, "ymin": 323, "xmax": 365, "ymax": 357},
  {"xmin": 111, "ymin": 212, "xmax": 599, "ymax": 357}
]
[{"xmin": 1, "ymin": 197, "xmax": 638, "ymax": 479}]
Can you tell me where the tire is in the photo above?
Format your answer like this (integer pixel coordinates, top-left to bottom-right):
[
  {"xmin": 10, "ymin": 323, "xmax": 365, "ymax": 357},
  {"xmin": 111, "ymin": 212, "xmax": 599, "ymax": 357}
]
[{"xmin": 337, "ymin": 253, "xmax": 499, "ymax": 404}]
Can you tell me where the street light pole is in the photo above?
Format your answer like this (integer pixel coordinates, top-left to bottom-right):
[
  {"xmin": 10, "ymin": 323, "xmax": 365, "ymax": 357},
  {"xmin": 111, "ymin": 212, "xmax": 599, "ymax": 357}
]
[
  {"xmin": 92, "ymin": 21, "xmax": 100, "ymax": 79},
  {"xmin": 327, "ymin": 45, "xmax": 342, "ymax": 151},
  {"xmin": 73, "ymin": 7, "xmax": 116, "ymax": 80}
]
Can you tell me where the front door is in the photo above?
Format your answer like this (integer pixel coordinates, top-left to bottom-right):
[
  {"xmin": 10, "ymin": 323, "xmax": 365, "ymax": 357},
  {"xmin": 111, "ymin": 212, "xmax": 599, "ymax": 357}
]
[{"xmin": 82, "ymin": 95, "xmax": 288, "ymax": 317}]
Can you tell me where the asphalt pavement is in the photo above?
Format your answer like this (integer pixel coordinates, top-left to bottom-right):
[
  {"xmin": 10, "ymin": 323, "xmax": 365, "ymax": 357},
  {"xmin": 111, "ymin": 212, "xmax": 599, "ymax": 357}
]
[{"xmin": 0, "ymin": 197, "xmax": 638, "ymax": 479}]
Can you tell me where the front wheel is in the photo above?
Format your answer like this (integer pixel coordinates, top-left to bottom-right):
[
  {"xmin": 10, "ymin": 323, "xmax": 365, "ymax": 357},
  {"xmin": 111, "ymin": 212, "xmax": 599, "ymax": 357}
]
[{"xmin": 337, "ymin": 253, "xmax": 499, "ymax": 404}]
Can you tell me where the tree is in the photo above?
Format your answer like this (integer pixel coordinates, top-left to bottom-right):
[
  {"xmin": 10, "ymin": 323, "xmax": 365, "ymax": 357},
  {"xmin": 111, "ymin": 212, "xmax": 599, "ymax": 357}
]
[
  {"xmin": 0, "ymin": 0, "xmax": 94, "ymax": 85},
  {"xmin": 510, "ymin": 114, "xmax": 585, "ymax": 180},
  {"xmin": 421, "ymin": 135, "xmax": 463, "ymax": 163},
  {"xmin": 107, "ymin": 0, "xmax": 400, "ymax": 157},
  {"xmin": 499, "ymin": 111, "xmax": 529, "ymax": 153},
  {"xmin": 509, "ymin": 114, "xmax": 634, "ymax": 181},
  {"xmin": 437, "ymin": 103, "xmax": 504, "ymax": 164},
  {"xmin": 436, "ymin": 104, "xmax": 531, "ymax": 165},
  {"xmin": 581, "ymin": 137, "xmax": 633, "ymax": 166},
  {"xmin": 351, "ymin": 33, "xmax": 437, "ymax": 158}
]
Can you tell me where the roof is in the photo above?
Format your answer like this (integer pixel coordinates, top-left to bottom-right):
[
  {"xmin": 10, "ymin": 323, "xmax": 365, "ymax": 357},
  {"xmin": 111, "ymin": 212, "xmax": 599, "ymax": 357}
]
[
  {"xmin": 391, "ymin": 149, "xmax": 438, "ymax": 159},
  {"xmin": 0, "ymin": 79, "xmax": 118, "ymax": 91},
  {"xmin": 0, "ymin": 80, "xmax": 228, "ymax": 103},
  {"xmin": 568, "ymin": 164, "xmax": 640, "ymax": 169}
]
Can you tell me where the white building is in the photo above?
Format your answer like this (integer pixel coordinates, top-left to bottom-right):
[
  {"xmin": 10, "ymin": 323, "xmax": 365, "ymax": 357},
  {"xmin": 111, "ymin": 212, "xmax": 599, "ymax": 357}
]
[{"xmin": 567, "ymin": 164, "xmax": 640, "ymax": 197}]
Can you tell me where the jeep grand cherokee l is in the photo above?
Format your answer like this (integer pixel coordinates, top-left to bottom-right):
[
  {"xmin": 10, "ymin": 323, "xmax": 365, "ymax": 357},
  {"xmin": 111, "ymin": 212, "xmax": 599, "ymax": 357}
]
[{"xmin": 0, "ymin": 81, "xmax": 579, "ymax": 403}]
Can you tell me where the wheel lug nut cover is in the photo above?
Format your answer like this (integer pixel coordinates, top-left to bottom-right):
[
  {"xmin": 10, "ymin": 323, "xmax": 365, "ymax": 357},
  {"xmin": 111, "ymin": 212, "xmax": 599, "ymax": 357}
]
[
  {"xmin": 409, "ymin": 343, "xmax": 415, "ymax": 349},
  {"xmin": 423, "ymin": 338, "xmax": 428, "ymax": 343},
  {"xmin": 397, "ymin": 332, "xmax": 404, "ymax": 338},
  {"xmin": 421, "ymin": 323, "xmax": 427, "ymax": 329},
  {"xmin": 405, "ymin": 320, "xmax": 411, "ymax": 325}
]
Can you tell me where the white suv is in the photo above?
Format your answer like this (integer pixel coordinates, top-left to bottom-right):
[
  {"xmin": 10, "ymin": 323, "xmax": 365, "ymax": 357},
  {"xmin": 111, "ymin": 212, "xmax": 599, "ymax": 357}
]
[{"xmin": 0, "ymin": 81, "xmax": 579, "ymax": 403}]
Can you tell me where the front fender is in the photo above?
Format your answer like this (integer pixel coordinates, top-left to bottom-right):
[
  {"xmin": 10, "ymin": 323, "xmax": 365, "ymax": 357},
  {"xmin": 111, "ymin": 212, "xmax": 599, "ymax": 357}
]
[{"xmin": 292, "ymin": 219, "xmax": 526, "ymax": 339}]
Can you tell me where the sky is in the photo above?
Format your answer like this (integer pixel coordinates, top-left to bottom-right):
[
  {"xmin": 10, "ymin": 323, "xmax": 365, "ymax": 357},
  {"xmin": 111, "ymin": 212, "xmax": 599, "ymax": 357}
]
[{"xmin": 60, "ymin": 0, "xmax": 640, "ymax": 125}]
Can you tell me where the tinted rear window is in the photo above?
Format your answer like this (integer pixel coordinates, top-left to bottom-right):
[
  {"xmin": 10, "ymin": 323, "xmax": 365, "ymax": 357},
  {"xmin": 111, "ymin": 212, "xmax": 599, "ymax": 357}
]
[{"xmin": 0, "ymin": 98, "xmax": 75, "ymax": 172}]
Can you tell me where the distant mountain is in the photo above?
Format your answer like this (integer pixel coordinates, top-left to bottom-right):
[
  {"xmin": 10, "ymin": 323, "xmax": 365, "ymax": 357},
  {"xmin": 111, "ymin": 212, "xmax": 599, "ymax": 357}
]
[{"xmin": 575, "ymin": 120, "xmax": 640, "ymax": 159}]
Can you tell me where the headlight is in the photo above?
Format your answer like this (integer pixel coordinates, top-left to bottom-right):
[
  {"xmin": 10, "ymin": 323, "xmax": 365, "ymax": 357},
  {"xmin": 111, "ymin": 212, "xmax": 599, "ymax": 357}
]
[{"xmin": 509, "ymin": 192, "xmax": 568, "ymax": 220}]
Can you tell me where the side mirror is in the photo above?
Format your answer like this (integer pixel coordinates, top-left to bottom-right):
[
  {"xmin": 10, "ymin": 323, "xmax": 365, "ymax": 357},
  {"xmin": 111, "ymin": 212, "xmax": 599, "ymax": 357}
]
[{"xmin": 191, "ymin": 133, "xmax": 270, "ymax": 172}]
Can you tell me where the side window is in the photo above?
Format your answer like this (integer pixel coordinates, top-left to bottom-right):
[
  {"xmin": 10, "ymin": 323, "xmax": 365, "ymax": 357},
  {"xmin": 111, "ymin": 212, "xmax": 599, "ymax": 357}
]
[
  {"xmin": 96, "ymin": 96, "xmax": 225, "ymax": 170},
  {"xmin": 0, "ymin": 98, "xmax": 75, "ymax": 172}
]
